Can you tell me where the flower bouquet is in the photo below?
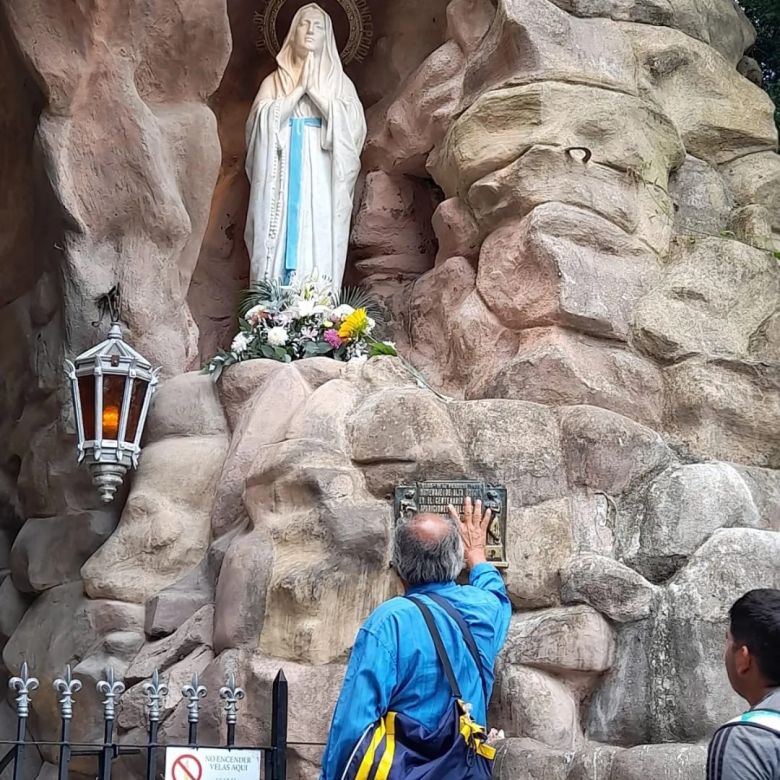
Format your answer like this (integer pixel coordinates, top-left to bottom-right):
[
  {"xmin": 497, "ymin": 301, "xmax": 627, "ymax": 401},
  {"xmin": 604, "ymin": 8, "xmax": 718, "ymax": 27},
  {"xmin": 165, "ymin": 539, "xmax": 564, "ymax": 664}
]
[{"xmin": 204, "ymin": 273, "xmax": 397, "ymax": 380}]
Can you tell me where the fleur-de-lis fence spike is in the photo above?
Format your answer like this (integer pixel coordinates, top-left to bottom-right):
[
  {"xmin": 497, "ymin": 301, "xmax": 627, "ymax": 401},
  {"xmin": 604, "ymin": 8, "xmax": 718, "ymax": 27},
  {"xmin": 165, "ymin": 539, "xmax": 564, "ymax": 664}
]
[
  {"xmin": 96, "ymin": 667, "xmax": 125, "ymax": 720},
  {"xmin": 182, "ymin": 673, "xmax": 208, "ymax": 723},
  {"xmin": 218, "ymin": 673, "xmax": 246, "ymax": 725},
  {"xmin": 142, "ymin": 670, "xmax": 169, "ymax": 723},
  {"xmin": 9, "ymin": 662, "xmax": 39, "ymax": 718},
  {"xmin": 53, "ymin": 665, "xmax": 82, "ymax": 720}
]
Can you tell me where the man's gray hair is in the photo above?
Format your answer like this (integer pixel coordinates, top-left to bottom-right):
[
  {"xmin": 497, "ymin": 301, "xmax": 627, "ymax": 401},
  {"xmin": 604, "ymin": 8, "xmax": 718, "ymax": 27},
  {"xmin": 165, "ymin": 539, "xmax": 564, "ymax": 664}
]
[{"xmin": 392, "ymin": 513, "xmax": 464, "ymax": 585}]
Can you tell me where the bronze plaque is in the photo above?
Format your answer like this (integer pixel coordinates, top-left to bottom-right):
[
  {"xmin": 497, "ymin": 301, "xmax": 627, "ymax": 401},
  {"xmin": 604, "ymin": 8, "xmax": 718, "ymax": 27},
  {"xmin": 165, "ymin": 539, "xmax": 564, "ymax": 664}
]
[{"xmin": 394, "ymin": 480, "xmax": 508, "ymax": 569}]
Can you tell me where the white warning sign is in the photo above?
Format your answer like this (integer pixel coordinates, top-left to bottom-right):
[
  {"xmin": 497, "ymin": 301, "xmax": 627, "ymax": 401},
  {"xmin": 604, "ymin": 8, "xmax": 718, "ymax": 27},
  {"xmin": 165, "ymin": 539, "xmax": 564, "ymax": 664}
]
[{"xmin": 165, "ymin": 748, "xmax": 262, "ymax": 780}]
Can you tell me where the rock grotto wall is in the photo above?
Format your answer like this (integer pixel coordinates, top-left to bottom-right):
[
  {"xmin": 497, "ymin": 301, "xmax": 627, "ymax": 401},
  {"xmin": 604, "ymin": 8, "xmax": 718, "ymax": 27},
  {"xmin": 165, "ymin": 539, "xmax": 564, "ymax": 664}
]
[{"xmin": 1, "ymin": 0, "xmax": 779, "ymax": 779}]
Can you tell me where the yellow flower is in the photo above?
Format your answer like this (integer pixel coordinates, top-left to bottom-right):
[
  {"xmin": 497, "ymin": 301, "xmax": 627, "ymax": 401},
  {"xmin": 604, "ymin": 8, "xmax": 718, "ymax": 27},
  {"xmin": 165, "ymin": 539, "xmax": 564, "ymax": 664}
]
[{"xmin": 338, "ymin": 308, "xmax": 369, "ymax": 340}]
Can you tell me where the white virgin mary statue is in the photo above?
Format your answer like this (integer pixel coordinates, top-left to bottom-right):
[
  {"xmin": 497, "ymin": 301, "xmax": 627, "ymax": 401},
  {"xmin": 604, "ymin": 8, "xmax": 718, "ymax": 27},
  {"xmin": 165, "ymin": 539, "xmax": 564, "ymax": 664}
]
[{"xmin": 245, "ymin": 3, "xmax": 366, "ymax": 288}]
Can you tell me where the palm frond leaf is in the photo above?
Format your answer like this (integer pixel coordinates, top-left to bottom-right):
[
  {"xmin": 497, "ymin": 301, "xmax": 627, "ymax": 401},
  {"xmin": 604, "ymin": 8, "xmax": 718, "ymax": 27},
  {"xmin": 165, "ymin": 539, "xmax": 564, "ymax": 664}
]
[
  {"xmin": 239, "ymin": 279, "xmax": 292, "ymax": 317},
  {"xmin": 336, "ymin": 285, "xmax": 386, "ymax": 329}
]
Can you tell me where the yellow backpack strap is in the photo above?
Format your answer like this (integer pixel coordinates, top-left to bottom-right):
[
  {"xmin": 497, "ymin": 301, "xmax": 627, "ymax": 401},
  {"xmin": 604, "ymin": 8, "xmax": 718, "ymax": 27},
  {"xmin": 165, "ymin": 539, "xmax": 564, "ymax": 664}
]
[
  {"xmin": 355, "ymin": 719, "xmax": 387, "ymax": 780},
  {"xmin": 374, "ymin": 712, "xmax": 398, "ymax": 780}
]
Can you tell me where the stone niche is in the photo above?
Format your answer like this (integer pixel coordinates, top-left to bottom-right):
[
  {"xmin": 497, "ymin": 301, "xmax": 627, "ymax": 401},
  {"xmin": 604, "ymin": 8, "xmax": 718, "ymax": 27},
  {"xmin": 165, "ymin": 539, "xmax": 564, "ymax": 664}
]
[
  {"xmin": 1, "ymin": 1, "xmax": 780, "ymax": 779},
  {"xmin": 189, "ymin": 0, "xmax": 451, "ymax": 361}
]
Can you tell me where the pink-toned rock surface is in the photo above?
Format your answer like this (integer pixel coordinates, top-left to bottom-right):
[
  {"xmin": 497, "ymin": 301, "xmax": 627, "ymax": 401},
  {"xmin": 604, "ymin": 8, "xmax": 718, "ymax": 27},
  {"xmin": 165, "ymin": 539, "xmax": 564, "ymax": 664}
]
[
  {"xmin": 470, "ymin": 327, "xmax": 665, "ymax": 427},
  {"xmin": 432, "ymin": 198, "xmax": 482, "ymax": 265},
  {"xmin": 1, "ymin": 1, "xmax": 779, "ymax": 779}
]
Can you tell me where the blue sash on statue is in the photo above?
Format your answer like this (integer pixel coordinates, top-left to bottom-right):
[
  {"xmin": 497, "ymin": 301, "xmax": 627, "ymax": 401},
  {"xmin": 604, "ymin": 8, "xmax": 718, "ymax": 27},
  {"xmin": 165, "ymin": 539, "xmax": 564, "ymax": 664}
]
[{"xmin": 284, "ymin": 117, "xmax": 322, "ymax": 284}]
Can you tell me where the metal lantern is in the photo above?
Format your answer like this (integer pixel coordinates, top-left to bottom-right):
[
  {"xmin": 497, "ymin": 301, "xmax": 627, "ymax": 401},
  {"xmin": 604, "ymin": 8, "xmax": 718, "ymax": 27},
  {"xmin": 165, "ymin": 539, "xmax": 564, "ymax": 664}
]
[{"xmin": 65, "ymin": 303, "xmax": 159, "ymax": 503}]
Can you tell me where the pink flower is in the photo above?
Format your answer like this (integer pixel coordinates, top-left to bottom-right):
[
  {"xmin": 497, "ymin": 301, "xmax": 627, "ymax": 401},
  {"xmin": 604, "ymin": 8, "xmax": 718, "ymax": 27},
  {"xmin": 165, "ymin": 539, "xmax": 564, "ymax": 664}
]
[{"xmin": 324, "ymin": 329, "xmax": 343, "ymax": 349}]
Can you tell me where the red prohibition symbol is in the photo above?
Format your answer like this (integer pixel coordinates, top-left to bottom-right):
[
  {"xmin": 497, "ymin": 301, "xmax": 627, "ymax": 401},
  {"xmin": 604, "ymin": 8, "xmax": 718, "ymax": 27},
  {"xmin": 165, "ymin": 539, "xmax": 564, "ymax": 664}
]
[{"xmin": 171, "ymin": 754, "xmax": 203, "ymax": 780}]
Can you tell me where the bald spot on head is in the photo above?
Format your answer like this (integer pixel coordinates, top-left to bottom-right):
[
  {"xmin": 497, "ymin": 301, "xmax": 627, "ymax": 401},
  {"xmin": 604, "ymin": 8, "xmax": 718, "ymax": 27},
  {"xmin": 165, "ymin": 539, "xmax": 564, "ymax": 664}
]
[{"xmin": 408, "ymin": 513, "xmax": 452, "ymax": 544}]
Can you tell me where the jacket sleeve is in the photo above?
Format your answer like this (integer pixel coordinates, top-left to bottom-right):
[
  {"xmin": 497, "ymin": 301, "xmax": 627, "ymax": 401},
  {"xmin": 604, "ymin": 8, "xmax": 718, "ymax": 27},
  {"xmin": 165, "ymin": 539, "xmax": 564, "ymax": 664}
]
[
  {"xmin": 319, "ymin": 626, "xmax": 398, "ymax": 780},
  {"xmin": 468, "ymin": 562, "xmax": 512, "ymax": 651}
]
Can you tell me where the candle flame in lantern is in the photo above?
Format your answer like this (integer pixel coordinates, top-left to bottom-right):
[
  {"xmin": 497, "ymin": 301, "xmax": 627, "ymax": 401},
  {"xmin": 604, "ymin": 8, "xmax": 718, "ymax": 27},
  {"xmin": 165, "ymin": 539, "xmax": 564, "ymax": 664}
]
[{"xmin": 102, "ymin": 406, "xmax": 120, "ymax": 437}]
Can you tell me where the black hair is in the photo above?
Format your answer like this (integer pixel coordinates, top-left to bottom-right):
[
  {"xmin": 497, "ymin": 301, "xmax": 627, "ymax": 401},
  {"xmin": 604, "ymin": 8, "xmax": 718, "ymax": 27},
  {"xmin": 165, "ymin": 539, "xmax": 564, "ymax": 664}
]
[{"xmin": 730, "ymin": 589, "xmax": 780, "ymax": 685}]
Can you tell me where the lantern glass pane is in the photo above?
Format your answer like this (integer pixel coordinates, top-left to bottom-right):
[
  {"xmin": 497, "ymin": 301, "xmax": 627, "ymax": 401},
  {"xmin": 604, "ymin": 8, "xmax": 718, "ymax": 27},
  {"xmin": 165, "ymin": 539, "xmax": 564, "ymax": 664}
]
[
  {"xmin": 126, "ymin": 379, "xmax": 149, "ymax": 442},
  {"xmin": 77, "ymin": 374, "xmax": 96, "ymax": 440},
  {"xmin": 102, "ymin": 375, "xmax": 126, "ymax": 440}
]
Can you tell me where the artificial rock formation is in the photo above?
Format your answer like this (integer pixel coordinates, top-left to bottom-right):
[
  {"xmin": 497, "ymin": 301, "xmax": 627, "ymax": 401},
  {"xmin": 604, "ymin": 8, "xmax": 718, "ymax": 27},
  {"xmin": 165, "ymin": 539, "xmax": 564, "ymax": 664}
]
[{"xmin": 1, "ymin": 1, "xmax": 779, "ymax": 779}]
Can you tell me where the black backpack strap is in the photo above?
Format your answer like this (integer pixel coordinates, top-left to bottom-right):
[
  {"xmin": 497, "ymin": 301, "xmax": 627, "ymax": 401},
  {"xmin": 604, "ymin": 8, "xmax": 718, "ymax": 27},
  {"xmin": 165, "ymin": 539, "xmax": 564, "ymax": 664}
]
[
  {"xmin": 407, "ymin": 596, "xmax": 461, "ymax": 699},
  {"xmin": 425, "ymin": 593, "xmax": 488, "ymax": 709}
]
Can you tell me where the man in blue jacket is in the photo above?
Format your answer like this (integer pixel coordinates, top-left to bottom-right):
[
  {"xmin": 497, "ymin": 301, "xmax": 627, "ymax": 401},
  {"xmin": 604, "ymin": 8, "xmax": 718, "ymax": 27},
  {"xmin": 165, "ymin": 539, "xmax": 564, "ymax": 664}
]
[{"xmin": 319, "ymin": 498, "xmax": 512, "ymax": 779}]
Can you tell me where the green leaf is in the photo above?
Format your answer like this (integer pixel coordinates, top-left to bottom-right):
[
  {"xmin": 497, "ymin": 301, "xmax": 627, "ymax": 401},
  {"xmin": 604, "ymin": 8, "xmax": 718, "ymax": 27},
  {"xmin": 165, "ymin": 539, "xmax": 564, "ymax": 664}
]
[
  {"xmin": 370, "ymin": 341, "xmax": 398, "ymax": 357},
  {"xmin": 260, "ymin": 344, "xmax": 275, "ymax": 359}
]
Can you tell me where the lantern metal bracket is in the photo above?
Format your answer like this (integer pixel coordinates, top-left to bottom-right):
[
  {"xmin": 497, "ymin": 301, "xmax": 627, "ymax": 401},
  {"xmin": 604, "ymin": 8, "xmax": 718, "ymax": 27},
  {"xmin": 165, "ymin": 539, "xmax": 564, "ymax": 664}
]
[{"xmin": 93, "ymin": 285, "xmax": 123, "ymax": 328}]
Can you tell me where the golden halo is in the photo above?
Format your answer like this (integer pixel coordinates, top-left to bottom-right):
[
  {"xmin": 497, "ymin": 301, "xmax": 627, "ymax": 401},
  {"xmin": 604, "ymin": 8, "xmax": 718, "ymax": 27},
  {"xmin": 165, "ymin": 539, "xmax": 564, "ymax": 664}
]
[{"xmin": 254, "ymin": 0, "xmax": 373, "ymax": 65}]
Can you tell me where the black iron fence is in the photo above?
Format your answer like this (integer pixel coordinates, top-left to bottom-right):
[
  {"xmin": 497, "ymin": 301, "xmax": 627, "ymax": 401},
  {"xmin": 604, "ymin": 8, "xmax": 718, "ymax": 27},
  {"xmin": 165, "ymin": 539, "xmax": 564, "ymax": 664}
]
[{"xmin": 0, "ymin": 662, "xmax": 288, "ymax": 780}]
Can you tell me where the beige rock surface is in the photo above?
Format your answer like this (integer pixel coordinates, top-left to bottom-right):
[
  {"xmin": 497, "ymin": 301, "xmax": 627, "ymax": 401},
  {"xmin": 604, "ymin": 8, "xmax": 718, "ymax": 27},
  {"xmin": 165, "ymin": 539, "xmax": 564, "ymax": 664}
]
[
  {"xmin": 11, "ymin": 510, "xmax": 117, "ymax": 593},
  {"xmin": 212, "ymin": 364, "xmax": 310, "ymax": 536},
  {"xmin": 406, "ymin": 256, "xmax": 476, "ymax": 390},
  {"xmin": 212, "ymin": 526, "xmax": 272, "ymax": 654},
  {"xmin": 560, "ymin": 405, "xmax": 670, "ymax": 495},
  {"xmin": 503, "ymin": 606, "xmax": 615, "ymax": 674},
  {"xmin": 476, "ymin": 206, "xmax": 660, "ymax": 339},
  {"xmin": 145, "ymin": 372, "xmax": 227, "ymax": 443},
  {"xmin": 503, "ymin": 499, "xmax": 573, "ymax": 608},
  {"xmin": 463, "ymin": 0, "xmax": 637, "ymax": 101},
  {"xmin": 81, "ymin": 436, "xmax": 228, "ymax": 602},
  {"xmin": 449, "ymin": 399, "xmax": 567, "ymax": 506},
  {"xmin": 546, "ymin": 0, "xmax": 754, "ymax": 64},
  {"xmin": 626, "ymin": 24, "xmax": 778, "ymax": 166},
  {"xmin": 609, "ymin": 744, "xmax": 707, "ymax": 779},
  {"xmin": 350, "ymin": 386, "xmax": 468, "ymax": 495},
  {"xmin": 664, "ymin": 359, "xmax": 780, "ymax": 468},
  {"xmin": 350, "ymin": 172, "xmax": 438, "ymax": 260},
  {"xmin": 656, "ymin": 529, "xmax": 780, "ymax": 742},
  {"xmin": 469, "ymin": 146, "xmax": 673, "ymax": 255},
  {"xmin": 635, "ymin": 464, "xmax": 761, "ymax": 581},
  {"xmin": 561, "ymin": 554, "xmax": 659, "ymax": 623},
  {"xmin": 492, "ymin": 663, "xmax": 580, "ymax": 750},
  {"xmin": 669, "ymin": 156, "xmax": 733, "ymax": 237},
  {"xmin": 363, "ymin": 41, "xmax": 466, "ymax": 177},
  {"xmin": 720, "ymin": 151, "xmax": 780, "ymax": 232},
  {"xmin": 472, "ymin": 328, "xmax": 665, "ymax": 427},
  {"xmin": 633, "ymin": 237, "xmax": 780, "ymax": 362},
  {"xmin": 493, "ymin": 739, "xmax": 571, "ymax": 780},
  {"xmin": 3, "ymin": 583, "xmax": 144, "ymax": 759},
  {"xmin": 430, "ymin": 82, "xmax": 684, "ymax": 198}
]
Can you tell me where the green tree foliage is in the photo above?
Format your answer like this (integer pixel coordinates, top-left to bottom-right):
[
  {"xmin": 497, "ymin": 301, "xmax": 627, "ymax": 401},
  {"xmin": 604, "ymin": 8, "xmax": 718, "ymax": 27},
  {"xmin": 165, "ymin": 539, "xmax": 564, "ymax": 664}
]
[{"xmin": 740, "ymin": 0, "xmax": 780, "ymax": 131}]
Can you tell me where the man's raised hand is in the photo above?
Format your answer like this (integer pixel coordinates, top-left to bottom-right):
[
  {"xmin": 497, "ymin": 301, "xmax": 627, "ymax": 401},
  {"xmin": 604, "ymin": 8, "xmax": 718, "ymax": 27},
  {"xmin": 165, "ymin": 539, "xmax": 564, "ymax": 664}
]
[{"xmin": 448, "ymin": 496, "xmax": 492, "ymax": 571}]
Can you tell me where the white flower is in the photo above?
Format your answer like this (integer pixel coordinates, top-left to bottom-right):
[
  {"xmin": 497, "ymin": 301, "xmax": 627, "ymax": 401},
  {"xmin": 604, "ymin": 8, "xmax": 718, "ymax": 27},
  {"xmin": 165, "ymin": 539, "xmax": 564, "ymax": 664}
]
[
  {"xmin": 331, "ymin": 304, "xmax": 355, "ymax": 321},
  {"xmin": 348, "ymin": 353, "xmax": 368, "ymax": 364},
  {"xmin": 266, "ymin": 326, "xmax": 289, "ymax": 347},
  {"xmin": 366, "ymin": 316, "xmax": 376, "ymax": 334},
  {"xmin": 245, "ymin": 304, "xmax": 268, "ymax": 325},
  {"xmin": 231, "ymin": 332, "xmax": 252, "ymax": 354},
  {"xmin": 290, "ymin": 297, "xmax": 327, "ymax": 320}
]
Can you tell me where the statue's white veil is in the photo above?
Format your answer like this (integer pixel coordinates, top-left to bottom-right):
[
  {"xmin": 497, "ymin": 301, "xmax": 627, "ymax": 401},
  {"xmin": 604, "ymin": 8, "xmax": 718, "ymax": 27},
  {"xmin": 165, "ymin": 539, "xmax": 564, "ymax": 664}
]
[{"xmin": 274, "ymin": 3, "xmax": 345, "ymax": 98}]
